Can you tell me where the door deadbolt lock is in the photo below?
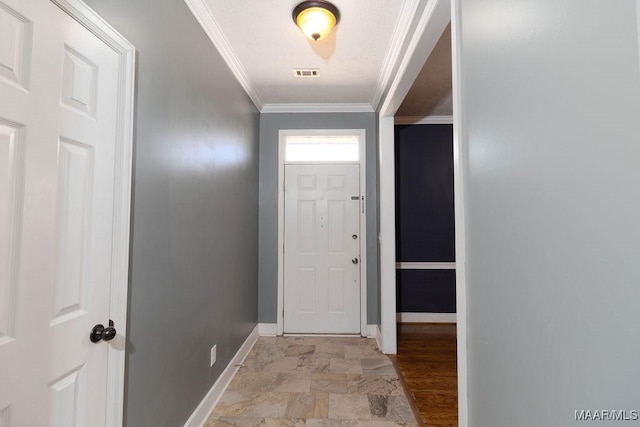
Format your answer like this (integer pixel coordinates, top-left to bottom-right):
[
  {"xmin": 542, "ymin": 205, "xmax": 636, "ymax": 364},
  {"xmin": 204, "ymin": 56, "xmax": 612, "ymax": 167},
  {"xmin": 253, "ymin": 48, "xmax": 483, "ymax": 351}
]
[
  {"xmin": 352, "ymin": 258, "xmax": 359, "ymax": 264},
  {"xmin": 90, "ymin": 319, "xmax": 117, "ymax": 343},
  {"xmin": 352, "ymin": 234, "xmax": 358, "ymax": 239}
]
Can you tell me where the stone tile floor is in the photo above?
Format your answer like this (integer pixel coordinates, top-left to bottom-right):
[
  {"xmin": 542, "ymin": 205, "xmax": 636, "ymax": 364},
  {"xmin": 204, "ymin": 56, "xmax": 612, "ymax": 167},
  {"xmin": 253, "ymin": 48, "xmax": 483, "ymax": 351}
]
[{"xmin": 205, "ymin": 336, "xmax": 419, "ymax": 427}]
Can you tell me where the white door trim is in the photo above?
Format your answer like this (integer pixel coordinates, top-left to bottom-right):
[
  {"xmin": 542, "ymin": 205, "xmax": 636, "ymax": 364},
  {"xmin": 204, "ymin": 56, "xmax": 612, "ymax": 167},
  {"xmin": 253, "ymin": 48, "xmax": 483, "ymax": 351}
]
[
  {"xmin": 450, "ymin": 1, "xmax": 468, "ymax": 423},
  {"xmin": 637, "ymin": 0, "xmax": 640, "ymax": 77},
  {"xmin": 378, "ymin": 0, "xmax": 451, "ymax": 355},
  {"xmin": 277, "ymin": 129, "xmax": 367, "ymax": 336},
  {"xmin": 50, "ymin": 1, "xmax": 135, "ymax": 424},
  {"xmin": 377, "ymin": 0, "xmax": 468, "ymax": 425},
  {"xmin": 377, "ymin": 115, "xmax": 397, "ymax": 354}
]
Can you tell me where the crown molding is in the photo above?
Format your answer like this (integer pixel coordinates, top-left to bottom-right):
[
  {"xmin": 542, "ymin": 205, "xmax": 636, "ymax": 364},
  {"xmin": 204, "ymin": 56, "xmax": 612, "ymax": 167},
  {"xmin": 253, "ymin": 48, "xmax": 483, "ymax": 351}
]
[
  {"xmin": 261, "ymin": 103, "xmax": 374, "ymax": 114},
  {"xmin": 183, "ymin": 0, "xmax": 263, "ymax": 110},
  {"xmin": 395, "ymin": 115, "xmax": 453, "ymax": 125},
  {"xmin": 370, "ymin": 0, "xmax": 421, "ymax": 111}
]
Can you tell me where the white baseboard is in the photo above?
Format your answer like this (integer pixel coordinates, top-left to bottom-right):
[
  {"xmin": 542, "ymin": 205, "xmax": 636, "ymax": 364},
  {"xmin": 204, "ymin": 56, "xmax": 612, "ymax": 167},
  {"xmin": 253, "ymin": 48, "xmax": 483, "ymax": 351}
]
[
  {"xmin": 258, "ymin": 323, "xmax": 278, "ymax": 336},
  {"xmin": 366, "ymin": 324, "xmax": 382, "ymax": 349},
  {"xmin": 183, "ymin": 325, "xmax": 260, "ymax": 427},
  {"xmin": 260, "ymin": 323, "xmax": 380, "ymax": 342},
  {"xmin": 397, "ymin": 312, "xmax": 457, "ymax": 323}
]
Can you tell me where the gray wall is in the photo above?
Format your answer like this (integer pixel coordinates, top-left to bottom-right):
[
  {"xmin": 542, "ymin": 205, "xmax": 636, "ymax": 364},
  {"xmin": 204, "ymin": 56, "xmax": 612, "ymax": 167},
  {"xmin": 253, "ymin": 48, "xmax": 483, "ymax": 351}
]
[
  {"xmin": 460, "ymin": 0, "xmax": 640, "ymax": 425},
  {"xmin": 258, "ymin": 113, "xmax": 380, "ymax": 324},
  {"xmin": 82, "ymin": 1, "xmax": 259, "ymax": 425}
]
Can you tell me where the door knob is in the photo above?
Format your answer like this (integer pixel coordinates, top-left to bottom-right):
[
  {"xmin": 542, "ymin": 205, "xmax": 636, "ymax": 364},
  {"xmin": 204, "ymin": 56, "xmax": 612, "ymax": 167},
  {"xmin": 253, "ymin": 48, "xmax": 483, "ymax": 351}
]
[
  {"xmin": 90, "ymin": 319, "xmax": 117, "ymax": 343},
  {"xmin": 352, "ymin": 258, "xmax": 359, "ymax": 264},
  {"xmin": 352, "ymin": 234, "xmax": 358, "ymax": 239}
]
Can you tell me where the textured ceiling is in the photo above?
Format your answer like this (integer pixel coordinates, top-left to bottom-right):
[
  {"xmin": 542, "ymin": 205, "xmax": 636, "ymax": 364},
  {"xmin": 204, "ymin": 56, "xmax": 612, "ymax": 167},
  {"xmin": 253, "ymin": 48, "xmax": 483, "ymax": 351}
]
[
  {"xmin": 189, "ymin": 0, "xmax": 452, "ymax": 116},
  {"xmin": 204, "ymin": 0, "xmax": 405, "ymax": 106},
  {"xmin": 397, "ymin": 24, "xmax": 452, "ymax": 118}
]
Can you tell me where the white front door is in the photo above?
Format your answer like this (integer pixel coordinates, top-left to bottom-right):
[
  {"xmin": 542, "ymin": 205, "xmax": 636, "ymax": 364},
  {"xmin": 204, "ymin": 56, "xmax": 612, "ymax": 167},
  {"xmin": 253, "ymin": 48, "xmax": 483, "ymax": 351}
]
[
  {"xmin": 284, "ymin": 164, "xmax": 361, "ymax": 334},
  {"xmin": 0, "ymin": 0, "xmax": 130, "ymax": 425}
]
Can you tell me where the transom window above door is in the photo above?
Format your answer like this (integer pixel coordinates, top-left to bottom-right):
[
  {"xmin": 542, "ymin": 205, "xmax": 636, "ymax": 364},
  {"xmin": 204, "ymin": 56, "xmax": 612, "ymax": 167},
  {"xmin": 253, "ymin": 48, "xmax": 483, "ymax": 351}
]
[{"xmin": 285, "ymin": 135, "xmax": 360, "ymax": 162}]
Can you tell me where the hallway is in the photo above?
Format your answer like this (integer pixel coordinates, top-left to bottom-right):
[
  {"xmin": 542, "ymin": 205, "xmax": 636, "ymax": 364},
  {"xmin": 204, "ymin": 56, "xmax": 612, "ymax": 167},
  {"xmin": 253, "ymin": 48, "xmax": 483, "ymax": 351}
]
[{"xmin": 2, "ymin": 0, "xmax": 637, "ymax": 425}]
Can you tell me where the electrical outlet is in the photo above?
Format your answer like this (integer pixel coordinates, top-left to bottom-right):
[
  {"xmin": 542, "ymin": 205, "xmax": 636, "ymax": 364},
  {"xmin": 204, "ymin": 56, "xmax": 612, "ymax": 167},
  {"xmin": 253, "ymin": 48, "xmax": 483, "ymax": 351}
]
[{"xmin": 210, "ymin": 345, "xmax": 217, "ymax": 367}]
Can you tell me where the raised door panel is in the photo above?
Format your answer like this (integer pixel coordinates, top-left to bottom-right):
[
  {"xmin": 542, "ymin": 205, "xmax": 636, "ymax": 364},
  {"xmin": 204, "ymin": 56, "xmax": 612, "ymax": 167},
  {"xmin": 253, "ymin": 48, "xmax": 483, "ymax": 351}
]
[
  {"xmin": 61, "ymin": 46, "xmax": 98, "ymax": 118},
  {"xmin": 328, "ymin": 267, "xmax": 346, "ymax": 313},
  {"xmin": 52, "ymin": 138, "xmax": 93, "ymax": 325},
  {"xmin": 296, "ymin": 267, "xmax": 316, "ymax": 313},
  {"xmin": 327, "ymin": 200, "xmax": 346, "ymax": 254},
  {"xmin": 0, "ymin": 2, "xmax": 31, "ymax": 89},
  {"xmin": 296, "ymin": 200, "xmax": 317, "ymax": 254},
  {"xmin": 0, "ymin": 120, "xmax": 24, "ymax": 346},
  {"xmin": 49, "ymin": 365, "xmax": 86, "ymax": 427}
]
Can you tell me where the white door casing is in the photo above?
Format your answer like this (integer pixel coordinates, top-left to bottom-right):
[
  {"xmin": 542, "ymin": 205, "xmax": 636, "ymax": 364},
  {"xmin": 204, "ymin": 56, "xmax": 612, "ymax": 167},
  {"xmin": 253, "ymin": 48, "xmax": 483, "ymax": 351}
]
[
  {"xmin": 277, "ymin": 129, "xmax": 367, "ymax": 336},
  {"xmin": 377, "ymin": 0, "xmax": 465, "ymax": 423},
  {"xmin": 283, "ymin": 164, "xmax": 361, "ymax": 334},
  {"xmin": 0, "ymin": 0, "xmax": 134, "ymax": 425},
  {"xmin": 377, "ymin": 0, "xmax": 451, "ymax": 356}
]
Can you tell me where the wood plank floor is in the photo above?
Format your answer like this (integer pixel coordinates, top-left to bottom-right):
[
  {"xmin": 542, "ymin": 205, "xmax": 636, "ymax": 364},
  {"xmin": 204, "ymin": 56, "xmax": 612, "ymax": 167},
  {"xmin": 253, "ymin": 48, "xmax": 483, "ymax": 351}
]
[{"xmin": 394, "ymin": 323, "xmax": 458, "ymax": 427}]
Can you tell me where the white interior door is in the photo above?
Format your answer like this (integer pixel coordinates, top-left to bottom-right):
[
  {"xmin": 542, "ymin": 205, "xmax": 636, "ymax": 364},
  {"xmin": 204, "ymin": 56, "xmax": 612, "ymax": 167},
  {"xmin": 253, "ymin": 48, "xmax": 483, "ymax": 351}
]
[
  {"xmin": 284, "ymin": 164, "xmax": 361, "ymax": 334},
  {"xmin": 0, "ymin": 0, "xmax": 128, "ymax": 425}
]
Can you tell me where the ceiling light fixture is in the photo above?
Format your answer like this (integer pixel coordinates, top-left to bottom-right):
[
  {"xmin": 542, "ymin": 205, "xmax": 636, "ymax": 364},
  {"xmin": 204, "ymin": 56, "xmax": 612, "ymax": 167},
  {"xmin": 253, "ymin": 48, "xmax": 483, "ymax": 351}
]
[{"xmin": 292, "ymin": 0, "xmax": 340, "ymax": 41}]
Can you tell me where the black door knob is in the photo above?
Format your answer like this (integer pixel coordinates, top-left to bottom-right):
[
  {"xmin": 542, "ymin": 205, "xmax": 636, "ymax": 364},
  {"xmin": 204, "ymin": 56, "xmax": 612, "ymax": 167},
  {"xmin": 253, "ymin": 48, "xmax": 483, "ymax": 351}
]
[
  {"xmin": 90, "ymin": 319, "xmax": 117, "ymax": 343},
  {"xmin": 103, "ymin": 319, "xmax": 117, "ymax": 341}
]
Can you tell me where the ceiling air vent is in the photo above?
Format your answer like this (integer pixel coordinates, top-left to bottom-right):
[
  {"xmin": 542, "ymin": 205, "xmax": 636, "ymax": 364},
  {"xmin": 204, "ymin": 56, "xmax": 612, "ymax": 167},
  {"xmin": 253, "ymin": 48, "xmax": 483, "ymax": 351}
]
[{"xmin": 293, "ymin": 68, "xmax": 320, "ymax": 78}]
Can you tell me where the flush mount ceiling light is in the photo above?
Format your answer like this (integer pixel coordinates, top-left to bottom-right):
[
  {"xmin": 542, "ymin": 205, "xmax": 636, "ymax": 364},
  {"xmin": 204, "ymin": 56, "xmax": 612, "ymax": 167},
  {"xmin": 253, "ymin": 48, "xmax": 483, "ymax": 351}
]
[{"xmin": 292, "ymin": 0, "xmax": 340, "ymax": 41}]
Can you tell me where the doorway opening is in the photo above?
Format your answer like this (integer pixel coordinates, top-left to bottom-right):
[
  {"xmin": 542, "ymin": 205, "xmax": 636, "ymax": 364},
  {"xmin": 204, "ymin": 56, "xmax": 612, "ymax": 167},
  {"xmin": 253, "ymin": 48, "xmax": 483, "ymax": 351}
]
[{"xmin": 393, "ymin": 116, "xmax": 458, "ymax": 426}]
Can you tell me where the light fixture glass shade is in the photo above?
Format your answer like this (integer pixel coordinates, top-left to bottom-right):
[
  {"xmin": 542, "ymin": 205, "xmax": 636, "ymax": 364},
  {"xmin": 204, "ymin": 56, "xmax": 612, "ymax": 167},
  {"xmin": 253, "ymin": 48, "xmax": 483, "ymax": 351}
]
[{"xmin": 293, "ymin": 1, "xmax": 340, "ymax": 41}]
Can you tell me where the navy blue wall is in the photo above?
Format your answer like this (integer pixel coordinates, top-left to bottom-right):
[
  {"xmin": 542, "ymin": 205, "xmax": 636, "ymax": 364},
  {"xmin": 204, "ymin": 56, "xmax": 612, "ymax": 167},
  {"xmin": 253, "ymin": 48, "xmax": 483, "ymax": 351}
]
[{"xmin": 395, "ymin": 124, "xmax": 455, "ymax": 313}]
